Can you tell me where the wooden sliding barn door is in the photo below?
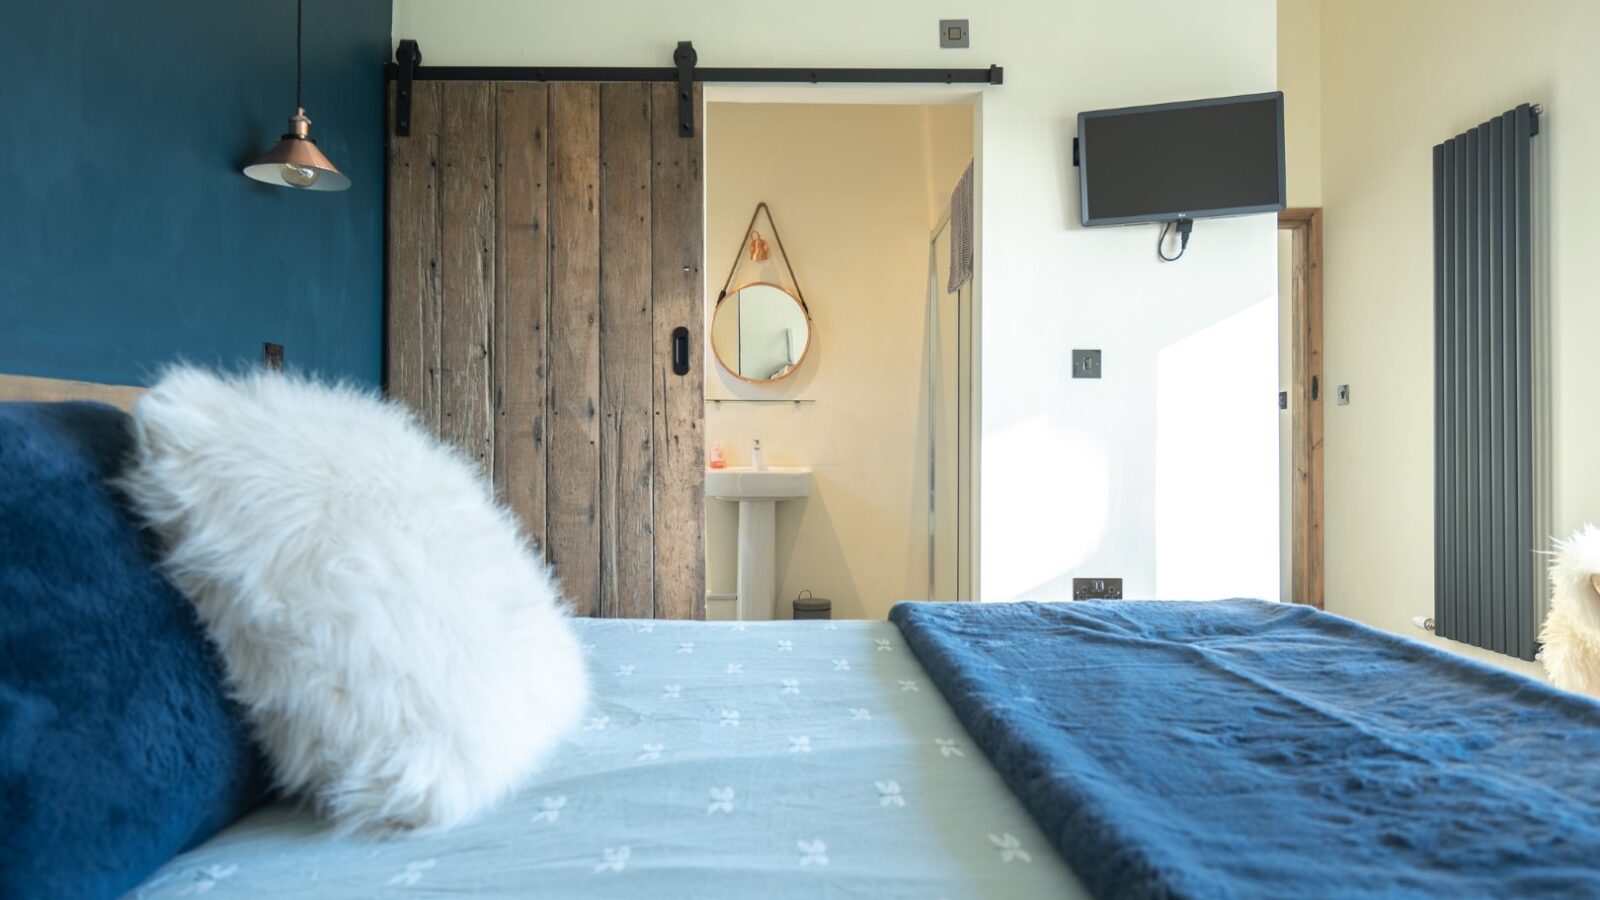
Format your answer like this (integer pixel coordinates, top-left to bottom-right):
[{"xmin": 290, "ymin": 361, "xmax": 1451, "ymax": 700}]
[{"xmin": 386, "ymin": 80, "xmax": 706, "ymax": 620}]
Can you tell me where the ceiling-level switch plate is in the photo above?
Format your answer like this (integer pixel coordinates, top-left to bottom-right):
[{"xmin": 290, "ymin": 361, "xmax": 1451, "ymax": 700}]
[{"xmin": 940, "ymin": 19, "xmax": 969, "ymax": 48}]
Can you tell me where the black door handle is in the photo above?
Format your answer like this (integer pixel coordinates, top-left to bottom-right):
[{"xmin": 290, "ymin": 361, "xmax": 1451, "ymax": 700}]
[
  {"xmin": 1311, "ymin": 375, "xmax": 1319, "ymax": 401},
  {"xmin": 671, "ymin": 326, "xmax": 690, "ymax": 376}
]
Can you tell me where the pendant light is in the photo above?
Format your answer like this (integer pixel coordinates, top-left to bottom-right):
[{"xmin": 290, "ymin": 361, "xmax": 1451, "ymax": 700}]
[{"xmin": 244, "ymin": 0, "xmax": 350, "ymax": 191}]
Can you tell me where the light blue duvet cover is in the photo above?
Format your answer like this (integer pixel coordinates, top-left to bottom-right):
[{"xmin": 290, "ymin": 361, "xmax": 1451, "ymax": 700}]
[{"xmin": 131, "ymin": 619, "xmax": 1085, "ymax": 899}]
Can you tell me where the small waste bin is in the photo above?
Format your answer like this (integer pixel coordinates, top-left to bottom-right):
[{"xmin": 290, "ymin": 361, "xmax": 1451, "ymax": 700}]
[{"xmin": 792, "ymin": 590, "xmax": 831, "ymax": 620}]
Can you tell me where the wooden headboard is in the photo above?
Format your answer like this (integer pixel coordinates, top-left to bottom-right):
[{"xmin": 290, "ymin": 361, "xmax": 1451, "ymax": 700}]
[{"xmin": 0, "ymin": 373, "xmax": 145, "ymax": 411}]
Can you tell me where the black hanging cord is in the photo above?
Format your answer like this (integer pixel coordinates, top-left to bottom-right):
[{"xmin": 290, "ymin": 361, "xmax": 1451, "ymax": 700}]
[
  {"xmin": 716, "ymin": 202, "xmax": 810, "ymax": 315},
  {"xmin": 1157, "ymin": 217, "xmax": 1193, "ymax": 262},
  {"xmin": 295, "ymin": 0, "xmax": 303, "ymax": 109}
]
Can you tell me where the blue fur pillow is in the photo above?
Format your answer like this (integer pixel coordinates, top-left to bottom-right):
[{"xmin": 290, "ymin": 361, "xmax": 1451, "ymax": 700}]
[{"xmin": 0, "ymin": 401, "xmax": 265, "ymax": 900}]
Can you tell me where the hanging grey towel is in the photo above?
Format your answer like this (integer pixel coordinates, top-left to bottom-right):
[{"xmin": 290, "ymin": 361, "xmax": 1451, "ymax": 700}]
[{"xmin": 947, "ymin": 159, "xmax": 974, "ymax": 293}]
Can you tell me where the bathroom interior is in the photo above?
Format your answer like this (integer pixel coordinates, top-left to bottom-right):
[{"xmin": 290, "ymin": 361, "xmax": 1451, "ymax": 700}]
[{"xmin": 702, "ymin": 97, "xmax": 976, "ymax": 621}]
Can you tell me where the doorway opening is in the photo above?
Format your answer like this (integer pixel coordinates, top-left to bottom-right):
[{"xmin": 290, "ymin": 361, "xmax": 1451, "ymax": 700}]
[
  {"xmin": 702, "ymin": 92, "xmax": 981, "ymax": 620},
  {"xmin": 1278, "ymin": 208, "xmax": 1325, "ymax": 608}
]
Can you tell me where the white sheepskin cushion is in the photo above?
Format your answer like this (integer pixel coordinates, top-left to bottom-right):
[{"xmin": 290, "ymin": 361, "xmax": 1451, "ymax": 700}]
[
  {"xmin": 1540, "ymin": 524, "xmax": 1600, "ymax": 698},
  {"xmin": 120, "ymin": 366, "xmax": 588, "ymax": 834}
]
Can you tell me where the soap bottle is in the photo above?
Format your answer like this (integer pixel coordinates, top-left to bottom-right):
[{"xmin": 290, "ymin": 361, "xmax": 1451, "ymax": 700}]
[
  {"xmin": 709, "ymin": 444, "xmax": 726, "ymax": 469},
  {"xmin": 751, "ymin": 439, "xmax": 767, "ymax": 471}
]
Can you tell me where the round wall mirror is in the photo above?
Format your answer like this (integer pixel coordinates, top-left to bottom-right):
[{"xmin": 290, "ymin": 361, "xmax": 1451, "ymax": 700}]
[{"xmin": 710, "ymin": 282, "xmax": 812, "ymax": 383}]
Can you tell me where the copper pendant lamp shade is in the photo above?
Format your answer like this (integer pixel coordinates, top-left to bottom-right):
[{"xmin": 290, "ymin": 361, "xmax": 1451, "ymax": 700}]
[
  {"xmin": 244, "ymin": 0, "xmax": 349, "ymax": 192},
  {"xmin": 244, "ymin": 108, "xmax": 349, "ymax": 191}
]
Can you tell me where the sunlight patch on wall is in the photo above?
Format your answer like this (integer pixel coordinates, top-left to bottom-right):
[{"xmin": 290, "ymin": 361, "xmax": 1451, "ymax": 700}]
[{"xmin": 1155, "ymin": 295, "xmax": 1279, "ymax": 601}]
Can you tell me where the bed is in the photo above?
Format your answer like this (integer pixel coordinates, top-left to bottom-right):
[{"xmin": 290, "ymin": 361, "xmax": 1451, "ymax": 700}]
[
  {"xmin": 11, "ymin": 378, "xmax": 1596, "ymax": 898},
  {"xmin": 130, "ymin": 619, "xmax": 1087, "ymax": 899},
  {"xmin": 120, "ymin": 599, "xmax": 1600, "ymax": 898}
]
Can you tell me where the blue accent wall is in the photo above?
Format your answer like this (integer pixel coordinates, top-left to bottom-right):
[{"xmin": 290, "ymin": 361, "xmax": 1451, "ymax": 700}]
[{"xmin": 0, "ymin": 0, "xmax": 391, "ymax": 387}]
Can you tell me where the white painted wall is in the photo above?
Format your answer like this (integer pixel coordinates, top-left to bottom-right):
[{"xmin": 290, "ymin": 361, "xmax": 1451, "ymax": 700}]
[
  {"xmin": 1310, "ymin": 0, "xmax": 1600, "ymax": 677},
  {"xmin": 1155, "ymin": 298, "xmax": 1280, "ymax": 601},
  {"xmin": 392, "ymin": 0, "xmax": 1281, "ymax": 606}
]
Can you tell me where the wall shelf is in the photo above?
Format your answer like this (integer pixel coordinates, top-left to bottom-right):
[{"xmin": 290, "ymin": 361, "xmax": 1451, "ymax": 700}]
[{"xmin": 706, "ymin": 398, "xmax": 815, "ymax": 406}]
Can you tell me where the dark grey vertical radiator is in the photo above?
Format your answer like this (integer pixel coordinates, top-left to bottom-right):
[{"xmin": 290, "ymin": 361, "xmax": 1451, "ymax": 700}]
[{"xmin": 1433, "ymin": 103, "xmax": 1541, "ymax": 661}]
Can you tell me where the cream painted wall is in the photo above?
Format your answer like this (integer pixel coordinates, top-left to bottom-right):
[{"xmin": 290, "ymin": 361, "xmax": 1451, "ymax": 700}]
[
  {"xmin": 392, "ymin": 0, "xmax": 1280, "ymax": 609},
  {"xmin": 1276, "ymin": 0, "xmax": 1322, "ymax": 207},
  {"xmin": 703, "ymin": 102, "xmax": 970, "ymax": 620},
  {"xmin": 1318, "ymin": 0, "xmax": 1600, "ymax": 677}
]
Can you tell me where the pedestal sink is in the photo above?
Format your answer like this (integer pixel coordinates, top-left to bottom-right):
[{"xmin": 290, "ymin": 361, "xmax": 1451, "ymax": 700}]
[{"xmin": 706, "ymin": 467, "xmax": 812, "ymax": 620}]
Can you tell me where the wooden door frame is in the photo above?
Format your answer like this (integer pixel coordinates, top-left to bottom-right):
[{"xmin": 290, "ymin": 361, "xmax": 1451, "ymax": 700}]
[{"xmin": 1280, "ymin": 208, "xmax": 1324, "ymax": 609}]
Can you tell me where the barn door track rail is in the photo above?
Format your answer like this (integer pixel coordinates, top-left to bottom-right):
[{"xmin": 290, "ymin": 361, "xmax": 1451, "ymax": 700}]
[{"xmin": 387, "ymin": 39, "xmax": 1003, "ymax": 138}]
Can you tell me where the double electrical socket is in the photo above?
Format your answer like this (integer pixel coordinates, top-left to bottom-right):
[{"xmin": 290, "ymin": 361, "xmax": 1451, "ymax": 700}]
[{"xmin": 1073, "ymin": 577, "xmax": 1123, "ymax": 600}]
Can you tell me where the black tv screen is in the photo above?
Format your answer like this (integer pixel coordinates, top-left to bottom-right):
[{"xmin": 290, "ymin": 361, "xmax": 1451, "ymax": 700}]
[{"xmin": 1078, "ymin": 92, "xmax": 1285, "ymax": 226}]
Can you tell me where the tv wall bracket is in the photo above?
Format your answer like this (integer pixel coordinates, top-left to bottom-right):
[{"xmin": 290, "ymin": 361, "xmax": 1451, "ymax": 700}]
[{"xmin": 387, "ymin": 39, "xmax": 1003, "ymax": 139}]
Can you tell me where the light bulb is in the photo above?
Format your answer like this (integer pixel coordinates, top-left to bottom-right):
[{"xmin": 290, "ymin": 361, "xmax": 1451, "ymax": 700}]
[{"xmin": 280, "ymin": 163, "xmax": 320, "ymax": 188}]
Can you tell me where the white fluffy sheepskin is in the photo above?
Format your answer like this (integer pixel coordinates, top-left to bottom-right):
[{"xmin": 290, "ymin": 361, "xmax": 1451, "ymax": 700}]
[
  {"xmin": 1540, "ymin": 524, "xmax": 1600, "ymax": 698},
  {"xmin": 120, "ymin": 366, "xmax": 588, "ymax": 834}
]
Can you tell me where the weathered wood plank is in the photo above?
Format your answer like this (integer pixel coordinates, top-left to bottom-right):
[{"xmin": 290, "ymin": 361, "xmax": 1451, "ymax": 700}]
[
  {"xmin": 649, "ymin": 83, "xmax": 706, "ymax": 621},
  {"xmin": 547, "ymin": 83, "xmax": 603, "ymax": 616},
  {"xmin": 385, "ymin": 80, "xmax": 442, "ymax": 430},
  {"xmin": 439, "ymin": 82, "xmax": 496, "ymax": 476},
  {"xmin": 494, "ymin": 82, "xmax": 550, "ymax": 552},
  {"xmin": 599, "ymin": 83, "xmax": 656, "ymax": 619}
]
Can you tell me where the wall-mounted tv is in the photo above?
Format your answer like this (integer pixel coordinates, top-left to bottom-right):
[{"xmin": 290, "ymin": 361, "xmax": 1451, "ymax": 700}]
[{"xmin": 1077, "ymin": 91, "xmax": 1285, "ymax": 227}]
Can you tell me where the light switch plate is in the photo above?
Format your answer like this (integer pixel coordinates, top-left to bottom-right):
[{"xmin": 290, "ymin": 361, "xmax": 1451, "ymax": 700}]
[
  {"xmin": 939, "ymin": 19, "xmax": 969, "ymax": 48},
  {"xmin": 1072, "ymin": 349, "xmax": 1102, "ymax": 379},
  {"xmin": 1337, "ymin": 384, "xmax": 1350, "ymax": 405}
]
